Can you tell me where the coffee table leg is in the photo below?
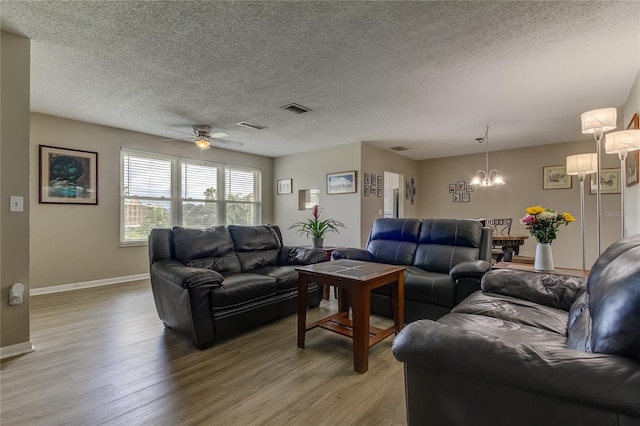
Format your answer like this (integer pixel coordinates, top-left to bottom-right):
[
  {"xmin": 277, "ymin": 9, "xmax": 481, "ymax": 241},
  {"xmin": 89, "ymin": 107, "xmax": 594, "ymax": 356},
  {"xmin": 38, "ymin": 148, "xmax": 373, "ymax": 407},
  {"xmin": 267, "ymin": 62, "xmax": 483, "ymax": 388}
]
[
  {"xmin": 297, "ymin": 274, "xmax": 308, "ymax": 348},
  {"xmin": 391, "ymin": 272, "xmax": 405, "ymax": 332},
  {"xmin": 351, "ymin": 286, "xmax": 370, "ymax": 374},
  {"xmin": 337, "ymin": 287, "xmax": 350, "ymax": 314}
]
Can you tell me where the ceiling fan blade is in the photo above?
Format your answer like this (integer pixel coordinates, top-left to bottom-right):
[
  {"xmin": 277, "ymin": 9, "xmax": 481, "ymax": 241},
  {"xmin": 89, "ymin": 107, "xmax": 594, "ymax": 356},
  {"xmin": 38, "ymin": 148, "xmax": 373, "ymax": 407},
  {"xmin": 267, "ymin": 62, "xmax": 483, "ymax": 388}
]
[
  {"xmin": 162, "ymin": 137, "xmax": 192, "ymax": 142},
  {"xmin": 166, "ymin": 128, "xmax": 196, "ymax": 137},
  {"xmin": 210, "ymin": 138, "xmax": 244, "ymax": 147},
  {"xmin": 209, "ymin": 132, "xmax": 229, "ymax": 138}
]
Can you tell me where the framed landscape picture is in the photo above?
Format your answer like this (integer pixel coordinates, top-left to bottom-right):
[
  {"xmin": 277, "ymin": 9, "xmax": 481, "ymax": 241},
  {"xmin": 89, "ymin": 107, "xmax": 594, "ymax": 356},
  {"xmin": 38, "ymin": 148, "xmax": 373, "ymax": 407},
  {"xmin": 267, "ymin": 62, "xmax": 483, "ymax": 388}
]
[
  {"xmin": 591, "ymin": 168, "xmax": 621, "ymax": 194},
  {"xmin": 327, "ymin": 171, "xmax": 357, "ymax": 194},
  {"xmin": 543, "ymin": 165, "xmax": 571, "ymax": 189},
  {"xmin": 39, "ymin": 145, "xmax": 98, "ymax": 204}
]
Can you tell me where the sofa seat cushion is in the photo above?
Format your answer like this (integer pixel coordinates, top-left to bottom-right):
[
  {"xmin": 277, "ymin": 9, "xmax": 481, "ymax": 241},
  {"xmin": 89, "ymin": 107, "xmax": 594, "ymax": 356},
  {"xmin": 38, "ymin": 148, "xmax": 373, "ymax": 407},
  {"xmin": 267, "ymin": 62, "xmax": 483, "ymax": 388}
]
[
  {"xmin": 453, "ymin": 291, "xmax": 569, "ymax": 336},
  {"xmin": 373, "ymin": 266, "xmax": 455, "ymax": 308},
  {"xmin": 209, "ymin": 273, "xmax": 277, "ymax": 311},
  {"xmin": 438, "ymin": 312, "xmax": 568, "ymax": 350},
  {"xmin": 251, "ymin": 265, "xmax": 298, "ymax": 293}
]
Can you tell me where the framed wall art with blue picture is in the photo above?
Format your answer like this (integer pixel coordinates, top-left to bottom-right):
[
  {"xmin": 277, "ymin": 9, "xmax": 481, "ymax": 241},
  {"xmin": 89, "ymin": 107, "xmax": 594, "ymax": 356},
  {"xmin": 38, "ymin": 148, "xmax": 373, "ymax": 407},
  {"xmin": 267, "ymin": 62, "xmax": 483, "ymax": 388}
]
[{"xmin": 39, "ymin": 145, "xmax": 98, "ymax": 205}]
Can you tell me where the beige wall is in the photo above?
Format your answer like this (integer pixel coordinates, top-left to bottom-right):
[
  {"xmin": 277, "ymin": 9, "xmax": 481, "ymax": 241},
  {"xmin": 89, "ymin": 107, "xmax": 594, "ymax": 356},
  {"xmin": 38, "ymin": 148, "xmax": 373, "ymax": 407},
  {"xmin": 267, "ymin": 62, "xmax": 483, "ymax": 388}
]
[
  {"xmin": 417, "ymin": 140, "xmax": 623, "ymax": 270},
  {"xmin": 1, "ymin": 32, "xmax": 31, "ymax": 349},
  {"xmin": 274, "ymin": 143, "xmax": 361, "ymax": 248},
  {"xmin": 360, "ymin": 143, "xmax": 418, "ymax": 247},
  {"xmin": 623, "ymin": 69, "xmax": 640, "ymax": 236},
  {"xmin": 29, "ymin": 113, "xmax": 274, "ymax": 288}
]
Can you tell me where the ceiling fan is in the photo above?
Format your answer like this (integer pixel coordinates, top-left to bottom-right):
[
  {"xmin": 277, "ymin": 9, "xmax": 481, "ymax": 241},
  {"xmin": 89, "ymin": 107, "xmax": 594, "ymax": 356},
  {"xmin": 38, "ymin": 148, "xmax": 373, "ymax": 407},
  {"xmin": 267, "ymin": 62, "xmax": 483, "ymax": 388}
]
[{"xmin": 164, "ymin": 125, "xmax": 244, "ymax": 150}]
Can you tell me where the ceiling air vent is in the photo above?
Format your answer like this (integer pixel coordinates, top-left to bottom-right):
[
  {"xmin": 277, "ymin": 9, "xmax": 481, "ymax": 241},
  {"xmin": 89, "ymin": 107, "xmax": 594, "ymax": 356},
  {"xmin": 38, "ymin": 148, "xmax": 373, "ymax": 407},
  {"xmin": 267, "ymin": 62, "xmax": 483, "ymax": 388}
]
[
  {"xmin": 390, "ymin": 146, "xmax": 409, "ymax": 151},
  {"xmin": 237, "ymin": 121, "xmax": 267, "ymax": 130},
  {"xmin": 281, "ymin": 103, "xmax": 312, "ymax": 114}
]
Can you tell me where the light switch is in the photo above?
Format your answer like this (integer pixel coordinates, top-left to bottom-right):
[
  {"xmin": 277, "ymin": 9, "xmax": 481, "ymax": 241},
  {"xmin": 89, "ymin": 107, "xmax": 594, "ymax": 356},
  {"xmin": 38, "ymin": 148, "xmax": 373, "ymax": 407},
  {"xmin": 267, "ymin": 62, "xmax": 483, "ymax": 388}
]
[{"xmin": 10, "ymin": 196, "xmax": 24, "ymax": 212}]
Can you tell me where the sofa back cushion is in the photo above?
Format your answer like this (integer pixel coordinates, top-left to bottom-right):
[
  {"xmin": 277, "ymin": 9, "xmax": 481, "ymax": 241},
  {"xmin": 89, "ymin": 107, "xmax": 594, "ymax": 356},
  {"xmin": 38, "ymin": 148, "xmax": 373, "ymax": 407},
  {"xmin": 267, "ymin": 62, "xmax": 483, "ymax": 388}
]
[
  {"xmin": 172, "ymin": 226, "xmax": 241, "ymax": 274},
  {"xmin": 584, "ymin": 234, "xmax": 640, "ymax": 361},
  {"xmin": 228, "ymin": 225, "xmax": 282, "ymax": 272},
  {"xmin": 366, "ymin": 218, "xmax": 421, "ymax": 265},
  {"xmin": 414, "ymin": 219, "xmax": 484, "ymax": 274}
]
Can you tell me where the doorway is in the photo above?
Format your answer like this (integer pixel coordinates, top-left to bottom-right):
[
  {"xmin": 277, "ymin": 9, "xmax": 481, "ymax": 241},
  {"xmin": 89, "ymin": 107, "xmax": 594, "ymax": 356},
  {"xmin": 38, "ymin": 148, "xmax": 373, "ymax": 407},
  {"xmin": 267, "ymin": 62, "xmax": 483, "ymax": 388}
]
[{"xmin": 383, "ymin": 172, "xmax": 403, "ymax": 218}]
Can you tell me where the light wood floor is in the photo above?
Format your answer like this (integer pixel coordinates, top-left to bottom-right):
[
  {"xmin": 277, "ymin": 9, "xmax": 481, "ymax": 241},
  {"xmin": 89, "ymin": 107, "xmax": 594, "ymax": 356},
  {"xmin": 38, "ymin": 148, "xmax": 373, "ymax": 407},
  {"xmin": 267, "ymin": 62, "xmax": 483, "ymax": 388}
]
[{"xmin": 1, "ymin": 281, "xmax": 407, "ymax": 425}]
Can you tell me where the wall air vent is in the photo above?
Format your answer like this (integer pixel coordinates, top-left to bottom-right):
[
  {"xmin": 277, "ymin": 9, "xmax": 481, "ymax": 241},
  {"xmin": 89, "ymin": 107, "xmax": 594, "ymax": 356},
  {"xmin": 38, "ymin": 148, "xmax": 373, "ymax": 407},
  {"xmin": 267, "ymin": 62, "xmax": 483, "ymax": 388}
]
[
  {"xmin": 237, "ymin": 121, "xmax": 267, "ymax": 130},
  {"xmin": 281, "ymin": 103, "xmax": 312, "ymax": 114},
  {"xmin": 390, "ymin": 146, "xmax": 409, "ymax": 151}
]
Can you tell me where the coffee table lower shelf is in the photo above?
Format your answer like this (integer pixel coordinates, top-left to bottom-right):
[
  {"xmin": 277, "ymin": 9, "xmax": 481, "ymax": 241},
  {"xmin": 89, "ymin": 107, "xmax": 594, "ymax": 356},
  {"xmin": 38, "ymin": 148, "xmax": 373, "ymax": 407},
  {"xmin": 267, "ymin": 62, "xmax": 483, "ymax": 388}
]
[{"xmin": 307, "ymin": 311, "xmax": 398, "ymax": 348}]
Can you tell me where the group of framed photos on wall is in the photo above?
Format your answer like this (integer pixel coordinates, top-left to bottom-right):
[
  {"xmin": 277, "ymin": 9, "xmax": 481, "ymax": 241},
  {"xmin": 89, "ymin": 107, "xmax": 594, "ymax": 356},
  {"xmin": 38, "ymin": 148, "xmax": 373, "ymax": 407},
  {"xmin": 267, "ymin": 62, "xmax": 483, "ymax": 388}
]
[
  {"xmin": 448, "ymin": 180, "xmax": 473, "ymax": 203},
  {"xmin": 362, "ymin": 172, "xmax": 382, "ymax": 197}
]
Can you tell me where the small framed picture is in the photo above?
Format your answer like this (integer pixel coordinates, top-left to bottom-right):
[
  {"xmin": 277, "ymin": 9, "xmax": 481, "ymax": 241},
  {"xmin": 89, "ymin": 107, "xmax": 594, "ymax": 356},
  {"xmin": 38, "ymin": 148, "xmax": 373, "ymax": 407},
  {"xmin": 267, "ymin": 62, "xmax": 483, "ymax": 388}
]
[
  {"xmin": 462, "ymin": 193, "xmax": 470, "ymax": 202},
  {"xmin": 364, "ymin": 173, "xmax": 370, "ymax": 185},
  {"xmin": 543, "ymin": 165, "xmax": 571, "ymax": 189},
  {"xmin": 457, "ymin": 180, "xmax": 466, "ymax": 192},
  {"xmin": 327, "ymin": 171, "xmax": 357, "ymax": 194},
  {"xmin": 377, "ymin": 175, "xmax": 383, "ymax": 187},
  {"xmin": 466, "ymin": 183, "xmax": 474, "ymax": 192},
  {"xmin": 370, "ymin": 185, "xmax": 376, "ymax": 194},
  {"xmin": 39, "ymin": 145, "xmax": 98, "ymax": 204},
  {"xmin": 590, "ymin": 168, "xmax": 621, "ymax": 194},
  {"xmin": 277, "ymin": 178, "xmax": 292, "ymax": 195},
  {"xmin": 406, "ymin": 181, "xmax": 410, "ymax": 199},
  {"xmin": 371, "ymin": 174, "xmax": 376, "ymax": 185},
  {"xmin": 377, "ymin": 187, "xmax": 382, "ymax": 197},
  {"xmin": 453, "ymin": 193, "xmax": 461, "ymax": 203},
  {"xmin": 364, "ymin": 185, "xmax": 369, "ymax": 196},
  {"xmin": 449, "ymin": 183, "xmax": 456, "ymax": 193}
]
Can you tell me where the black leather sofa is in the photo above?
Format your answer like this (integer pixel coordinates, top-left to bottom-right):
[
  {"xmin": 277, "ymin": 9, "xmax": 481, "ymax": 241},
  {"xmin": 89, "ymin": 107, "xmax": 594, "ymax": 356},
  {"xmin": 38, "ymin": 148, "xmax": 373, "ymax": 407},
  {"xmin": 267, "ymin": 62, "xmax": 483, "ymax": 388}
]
[
  {"xmin": 148, "ymin": 225, "xmax": 328, "ymax": 349},
  {"xmin": 333, "ymin": 218, "xmax": 492, "ymax": 321},
  {"xmin": 393, "ymin": 234, "xmax": 640, "ymax": 426}
]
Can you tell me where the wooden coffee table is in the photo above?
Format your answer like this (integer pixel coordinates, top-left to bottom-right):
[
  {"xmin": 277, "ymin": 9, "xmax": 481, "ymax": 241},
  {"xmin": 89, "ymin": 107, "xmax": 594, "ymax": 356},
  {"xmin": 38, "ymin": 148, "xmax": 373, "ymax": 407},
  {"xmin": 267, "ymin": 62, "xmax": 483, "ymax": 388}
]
[{"xmin": 296, "ymin": 259, "xmax": 405, "ymax": 373}]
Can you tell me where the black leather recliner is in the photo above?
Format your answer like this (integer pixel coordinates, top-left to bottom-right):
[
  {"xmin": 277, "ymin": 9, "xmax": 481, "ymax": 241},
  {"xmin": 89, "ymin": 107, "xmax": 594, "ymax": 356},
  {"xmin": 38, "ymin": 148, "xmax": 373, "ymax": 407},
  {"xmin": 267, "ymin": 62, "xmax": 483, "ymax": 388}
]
[
  {"xmin": 393, "ymin": 234, "xmax": 640, "ymax": 426},
  {"xmin": 149, "ymin": 225, "xmax": 327, "ymax": 349},
  {"xmin": 333, "ymin": 218, "xmax": 492, "ymax": 321}
]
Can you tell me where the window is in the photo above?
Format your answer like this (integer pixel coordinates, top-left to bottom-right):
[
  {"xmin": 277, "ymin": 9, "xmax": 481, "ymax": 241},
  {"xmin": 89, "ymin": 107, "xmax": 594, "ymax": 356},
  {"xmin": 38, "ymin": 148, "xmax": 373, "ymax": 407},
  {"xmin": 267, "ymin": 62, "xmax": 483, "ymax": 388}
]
[
  {"xmin": 225, "ymin": 166, "xmax": 260, "ymax": 225},
  {"xmin": 120, "ymin": 149, "xmax": 261, "ymax": 245}
]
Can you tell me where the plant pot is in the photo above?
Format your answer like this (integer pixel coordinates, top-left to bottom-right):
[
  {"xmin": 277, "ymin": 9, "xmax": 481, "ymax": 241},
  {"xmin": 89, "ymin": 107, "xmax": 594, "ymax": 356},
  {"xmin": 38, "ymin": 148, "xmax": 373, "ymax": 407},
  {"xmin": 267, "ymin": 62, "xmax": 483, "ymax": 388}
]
[
  {"xmin": 534, "ymin": 243, "xmax": 554, "ymax": 271},
  {"xmin": 312, "ymin": 237, "xmax": 324, "ymax": 248}
]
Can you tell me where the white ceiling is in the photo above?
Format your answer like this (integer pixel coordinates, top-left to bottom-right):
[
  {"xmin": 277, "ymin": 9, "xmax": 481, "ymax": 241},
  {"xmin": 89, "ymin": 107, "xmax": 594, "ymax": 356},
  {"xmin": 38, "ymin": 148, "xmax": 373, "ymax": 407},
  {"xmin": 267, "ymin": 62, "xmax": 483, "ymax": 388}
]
[{"xmin": 1, "ymin": 1, "xmax": 639, "ymax": 159}]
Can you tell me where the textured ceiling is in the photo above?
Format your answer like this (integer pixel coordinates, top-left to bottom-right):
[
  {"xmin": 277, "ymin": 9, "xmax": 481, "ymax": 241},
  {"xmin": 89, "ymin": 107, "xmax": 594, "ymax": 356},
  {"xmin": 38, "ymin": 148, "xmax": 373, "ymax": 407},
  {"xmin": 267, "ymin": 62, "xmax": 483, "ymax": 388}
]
[{"xmin": 1, "ymin": 1, "xmax": 639, "ymax": 159}]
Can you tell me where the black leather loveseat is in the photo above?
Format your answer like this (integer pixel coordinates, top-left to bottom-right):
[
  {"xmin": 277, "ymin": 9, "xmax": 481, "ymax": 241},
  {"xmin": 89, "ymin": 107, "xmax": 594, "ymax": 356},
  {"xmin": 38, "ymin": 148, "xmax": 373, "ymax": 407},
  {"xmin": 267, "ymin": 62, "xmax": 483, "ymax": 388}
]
[
  {"xmin": 333, "ymin": 218, "xmax": 492, "ymax": 321},
  {"xmin": 393, "ymin": 234, "xmax": 640, "ymax": 426},
  {"xmin": 149, "ymin": 225, "xmax": 328, "ymax": 349}
]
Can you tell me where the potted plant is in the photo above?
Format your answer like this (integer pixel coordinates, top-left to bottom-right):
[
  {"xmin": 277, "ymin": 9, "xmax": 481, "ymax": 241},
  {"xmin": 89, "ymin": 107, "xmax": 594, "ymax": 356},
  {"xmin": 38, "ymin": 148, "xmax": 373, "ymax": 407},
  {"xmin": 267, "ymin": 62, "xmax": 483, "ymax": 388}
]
[{"xmin": 289, "ymin": 204, "xmax": 345, "ymax": 248}]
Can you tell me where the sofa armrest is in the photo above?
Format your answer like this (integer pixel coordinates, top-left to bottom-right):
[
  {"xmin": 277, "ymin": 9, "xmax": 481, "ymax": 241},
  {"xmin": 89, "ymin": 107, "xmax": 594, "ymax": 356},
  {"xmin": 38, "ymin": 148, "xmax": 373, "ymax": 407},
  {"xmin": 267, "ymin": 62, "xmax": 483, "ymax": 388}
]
[
  {"xmin": 150, "ymin": 260, "xmax": 224, "ymax": 349},
  {"xmin": 482, "ymin": 269, "xmax": 586, "ymax": 311},
  {"xmin": 392, "ymin": 320, "xmax": 640, "ymax": 418},
  {"xmin": 450, "ymin": 260, "xmax": 492, "ymax": 279},
  {"xmin": 331, "ymin": 247, "xmax": 372, "ymax": 261},
  {"xmin": 152, "ymin": 259, "xmax": 224, "ymax": 288},
  {"xmin": 279, "ymin": 246, "xmax": 329, "ymax": 265}
]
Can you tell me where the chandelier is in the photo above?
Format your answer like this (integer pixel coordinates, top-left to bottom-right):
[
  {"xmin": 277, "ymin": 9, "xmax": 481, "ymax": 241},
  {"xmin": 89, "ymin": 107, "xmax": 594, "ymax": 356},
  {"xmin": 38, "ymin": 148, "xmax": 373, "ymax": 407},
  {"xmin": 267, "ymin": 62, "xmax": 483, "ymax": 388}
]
[{"xmin": 471, "ymin": 126, "xmax": 505, "ymax": 187}]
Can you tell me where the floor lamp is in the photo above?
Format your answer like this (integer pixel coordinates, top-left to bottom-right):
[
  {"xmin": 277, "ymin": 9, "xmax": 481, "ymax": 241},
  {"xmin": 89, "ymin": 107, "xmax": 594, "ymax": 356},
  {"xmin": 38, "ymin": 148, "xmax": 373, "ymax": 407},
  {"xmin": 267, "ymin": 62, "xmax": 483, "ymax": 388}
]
[
  {"xmin": 566, "ymin": 153, "xmax": 597, "ymax": 272},
  {"xmin": 605, "ymin": 129, "xmax": 640, "ymax": 238},
  {"xmin": 581, "ymin": 108, "xmax": 617, "ymax": 254}
]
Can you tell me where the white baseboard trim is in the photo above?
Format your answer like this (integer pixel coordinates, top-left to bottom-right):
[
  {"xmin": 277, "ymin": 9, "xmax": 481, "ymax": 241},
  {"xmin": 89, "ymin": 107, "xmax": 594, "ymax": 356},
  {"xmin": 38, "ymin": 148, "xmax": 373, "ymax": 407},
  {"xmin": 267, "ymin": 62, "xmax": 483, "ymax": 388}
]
[
  {"xmin": 30, "ymin": 273, "xmax": 150, "ymax": 296},
  {"xmin": 1, "ymin": 341, "xmax": 35, "ymax": 359}
]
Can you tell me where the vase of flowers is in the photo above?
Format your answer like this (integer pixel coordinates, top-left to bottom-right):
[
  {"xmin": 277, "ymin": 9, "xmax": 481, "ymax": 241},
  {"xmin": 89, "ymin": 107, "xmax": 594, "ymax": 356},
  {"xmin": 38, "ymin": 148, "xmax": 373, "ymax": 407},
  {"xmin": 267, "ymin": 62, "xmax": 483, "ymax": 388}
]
[
  {"xmin": 289, "ymin": 204, "xmax": 345, "ymax": 248},
  {"xmin": 521, "ymin": 205, "xmax": 575, "ymax": 271}
]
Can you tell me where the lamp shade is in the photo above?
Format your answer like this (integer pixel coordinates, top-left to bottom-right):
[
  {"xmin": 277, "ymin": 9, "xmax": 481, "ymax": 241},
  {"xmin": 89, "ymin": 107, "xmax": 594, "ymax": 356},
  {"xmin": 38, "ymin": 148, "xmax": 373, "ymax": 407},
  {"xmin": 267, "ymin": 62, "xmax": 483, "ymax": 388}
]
[
  {"xmin": 566, "ymin": 153, "xmax": 597, "ymax": 175},
  {"xmin": 581, "ymin": 108, "xmax": 617, "ymax": 134},
  {"xmin": 605, "ymin": 129, "xmax": 640, "ymax": 154}
]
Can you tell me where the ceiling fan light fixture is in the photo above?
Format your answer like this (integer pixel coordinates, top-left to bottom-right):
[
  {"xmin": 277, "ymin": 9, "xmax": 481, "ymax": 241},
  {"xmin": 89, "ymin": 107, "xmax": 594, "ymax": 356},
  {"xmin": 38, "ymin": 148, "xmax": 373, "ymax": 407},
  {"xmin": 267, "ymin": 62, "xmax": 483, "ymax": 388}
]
[{"xmin": 194, "ymin": 135, "xmax": 211, "ymax": 149}]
